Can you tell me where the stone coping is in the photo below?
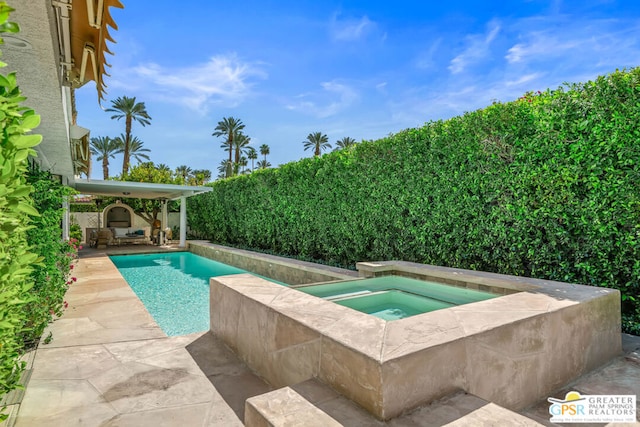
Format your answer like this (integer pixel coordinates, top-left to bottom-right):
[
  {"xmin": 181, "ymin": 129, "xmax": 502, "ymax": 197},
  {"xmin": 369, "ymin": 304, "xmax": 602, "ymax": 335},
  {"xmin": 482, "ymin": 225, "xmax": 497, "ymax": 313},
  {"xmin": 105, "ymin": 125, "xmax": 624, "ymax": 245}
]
[
  {"xmin": 356, "ymin": 260, "xmax": 618, "ymax": 301},
  {"xmin": 188, "ymin": 241, "xmax": 358, "ymax": 285}
]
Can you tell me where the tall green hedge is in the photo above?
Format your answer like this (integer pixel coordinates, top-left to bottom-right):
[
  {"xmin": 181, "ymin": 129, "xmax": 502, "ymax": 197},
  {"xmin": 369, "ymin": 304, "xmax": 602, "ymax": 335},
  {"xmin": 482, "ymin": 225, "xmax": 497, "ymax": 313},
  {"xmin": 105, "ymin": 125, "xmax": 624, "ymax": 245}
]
[
  {"xmin": 23, "ymin": 166, "xmax": 76, "ymax": 348},
  {"xmin": 0, "ymin": 5, "xmax": 79, "ymax": 413},
  {"xmin": 188, "ymin": 68, "xmax": 640, "ymax": 334},
  {"xmin": 0, "ymin": 3, "xmax": 41, "ymax": 404}
]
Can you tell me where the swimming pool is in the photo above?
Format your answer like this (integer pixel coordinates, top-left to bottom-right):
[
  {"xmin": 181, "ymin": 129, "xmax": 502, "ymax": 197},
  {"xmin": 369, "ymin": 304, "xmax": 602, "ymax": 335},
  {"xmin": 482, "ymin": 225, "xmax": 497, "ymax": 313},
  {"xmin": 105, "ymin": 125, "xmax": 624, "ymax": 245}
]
[{"xmin": 110, "ymin": 252, "xmax": 283, "ymax": 336}]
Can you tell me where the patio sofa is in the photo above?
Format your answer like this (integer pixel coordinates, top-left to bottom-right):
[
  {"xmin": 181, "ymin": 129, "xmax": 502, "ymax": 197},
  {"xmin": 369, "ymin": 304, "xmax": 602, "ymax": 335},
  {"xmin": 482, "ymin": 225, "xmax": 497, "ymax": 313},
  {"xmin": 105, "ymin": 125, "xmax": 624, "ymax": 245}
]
[{"xmin": 109, "ymin": 226, "xmax": 151, "ymax": 245}]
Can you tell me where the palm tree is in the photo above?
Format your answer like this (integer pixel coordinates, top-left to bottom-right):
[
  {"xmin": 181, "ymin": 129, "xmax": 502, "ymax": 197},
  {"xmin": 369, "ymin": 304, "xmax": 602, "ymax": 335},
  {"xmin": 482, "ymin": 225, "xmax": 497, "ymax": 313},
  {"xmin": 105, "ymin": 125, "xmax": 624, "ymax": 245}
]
[
  {"xmin": 175, "ymin": 165, "xmax": 193, "ymax": 184},
  {"xmin": 303, "ymin": 132, "xmax": 331, "ymax": 156},
  {"xmin": 156, "ymin": 163, "xmax": 171, "ymax": 174},
  {"xmin": 90, "ymin": 136, "xmax": 122, "ymax": 179},
  {"xmin": 191, "ymin": 169, "xmax": 212, "ymax": 185},
  {"xmin": 247, "ymin": 147, "xmax": 258, "ymax": 171},
  {"xmin": 257, "ymin": 159, "xmax": 271, "ymax": 169},
  {"xmin": 114, "ymin": 134, "xmax": 151, "ymax": 166},
  {"xmin": 334, "ymin": 136, "xmax": 357, "ymax": 151},
  {"xmin": 212, "ymin": 117, "xmax": 245, "ymax": 177},
  {"xmin": 233, "ymin": 132, "xmax": 251, "ymax": 174},
  {"xmin": 105, "ymin": 96, "xmax": 152, "ymax": 175},
  {"xmin": 239, "ymin": 156, "xmax": 248, "ymax": 174},
  {"xmin": 216, "ymin": 160, "xmax": 230, "ymax": 179},
  {"xmin": 130, "ymin": 138, "xmax": 152, "ymax": 164},
  {"xmin": 259, "ymin": 144, "xmax": 270, "ymax": 163}
]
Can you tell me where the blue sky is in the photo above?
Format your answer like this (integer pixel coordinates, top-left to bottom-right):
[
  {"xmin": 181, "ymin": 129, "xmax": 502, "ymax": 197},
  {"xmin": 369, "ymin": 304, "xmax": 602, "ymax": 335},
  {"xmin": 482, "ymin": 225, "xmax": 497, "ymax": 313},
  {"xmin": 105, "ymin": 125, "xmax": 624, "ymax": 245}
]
[{"xmin": 75, "ymin": 0, "xmax": 640, "ymax": 179}]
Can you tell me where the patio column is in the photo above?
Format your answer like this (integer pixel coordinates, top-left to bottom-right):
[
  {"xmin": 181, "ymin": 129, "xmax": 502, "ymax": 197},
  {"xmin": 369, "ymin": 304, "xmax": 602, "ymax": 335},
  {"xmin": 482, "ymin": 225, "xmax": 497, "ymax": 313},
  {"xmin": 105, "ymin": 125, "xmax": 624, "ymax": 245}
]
[
  {"xmin": 179, "ymin": 196, "xmax": 186, "ymax": 248},
  {"xmin": 161, "ymin": 199, "xmax": 168, "ymax": 245},
  {"xmin": 62, "ymin": 196, "xmax": 70, "ymax": 240}
]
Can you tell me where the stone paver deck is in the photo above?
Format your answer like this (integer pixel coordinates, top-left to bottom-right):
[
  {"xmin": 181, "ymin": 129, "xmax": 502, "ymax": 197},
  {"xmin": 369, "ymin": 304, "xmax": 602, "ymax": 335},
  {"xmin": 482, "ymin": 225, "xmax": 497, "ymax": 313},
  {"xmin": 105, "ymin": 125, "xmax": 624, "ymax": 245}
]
[
  {"xmin": 11, "ymin": 245, "xmax": 270, "ymax": 427},
  {"xmin": 4, "ymin": 244, "xmax": 640, "ymax": 426}
]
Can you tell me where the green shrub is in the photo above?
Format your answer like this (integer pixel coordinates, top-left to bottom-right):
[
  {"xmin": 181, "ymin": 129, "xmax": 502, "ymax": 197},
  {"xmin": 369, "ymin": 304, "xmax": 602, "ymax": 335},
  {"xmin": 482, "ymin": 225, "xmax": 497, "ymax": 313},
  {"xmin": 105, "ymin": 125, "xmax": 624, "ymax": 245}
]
[
  {"xmin": 70, "ymin": 202, "xmax": 98, "ymax": 212},
  {"xmin": 0, "ymin": 2, "xmax": 42, "ymax": 409},
  {"xmin": 70, "ymin": 223, "xmax": 82, "ymax": 241},
  {"xmin": 22, "ymin": 165, "xmax": 77, "ymax": 348},
  {"xmin": 189, "ymin": 68, "xmax": 640, "ymax": 334}
]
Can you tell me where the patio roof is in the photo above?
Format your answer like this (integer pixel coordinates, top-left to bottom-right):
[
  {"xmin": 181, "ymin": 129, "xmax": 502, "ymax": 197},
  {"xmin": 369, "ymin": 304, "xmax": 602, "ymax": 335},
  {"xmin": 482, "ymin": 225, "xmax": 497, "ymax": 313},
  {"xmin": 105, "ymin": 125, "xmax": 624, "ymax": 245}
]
[{"xmin": 73, "ymin": 179, "xmax": 212, "ymax": 201}]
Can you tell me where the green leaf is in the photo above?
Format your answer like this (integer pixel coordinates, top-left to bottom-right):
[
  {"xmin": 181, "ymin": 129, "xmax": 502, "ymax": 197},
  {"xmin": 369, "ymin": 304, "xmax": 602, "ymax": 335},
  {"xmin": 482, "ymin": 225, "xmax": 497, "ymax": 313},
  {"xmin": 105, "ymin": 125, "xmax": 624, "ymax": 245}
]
[
  {"xmin": 13, "ymin": 148, "xmax": 29, "ymax": 162},
  {"xmin": 4, "ymin": 72, "xmax": 16, "ymax": 88},
  {"xmin": 16, "ymin": 202, "xmax": 39, "ymax": 216},
  {"xmin": 20, "ymin": 113, "xmax": 40, "ymax": 130},
  {"xmin": 8, "ymin": 185, "xmax": 32, "ymax": 198},
  {"xmin": 12, "ymin": 134, "xmax": 41, "ymax": 149}
]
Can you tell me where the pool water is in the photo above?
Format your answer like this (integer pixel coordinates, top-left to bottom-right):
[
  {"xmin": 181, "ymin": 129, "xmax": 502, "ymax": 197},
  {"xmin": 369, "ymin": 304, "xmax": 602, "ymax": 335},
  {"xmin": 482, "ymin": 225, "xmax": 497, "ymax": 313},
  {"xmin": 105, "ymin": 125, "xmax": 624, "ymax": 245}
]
[
  {"xmin": 334, "ymin": 290, "xmax": 454, "ymax": 321},
  {"xmin": 297, "ymin": 276, "xmax": 498, "ymax": 320},
  {"xmin": 110, "ymin": 252, "xmax": 283, "ymax": 336}
]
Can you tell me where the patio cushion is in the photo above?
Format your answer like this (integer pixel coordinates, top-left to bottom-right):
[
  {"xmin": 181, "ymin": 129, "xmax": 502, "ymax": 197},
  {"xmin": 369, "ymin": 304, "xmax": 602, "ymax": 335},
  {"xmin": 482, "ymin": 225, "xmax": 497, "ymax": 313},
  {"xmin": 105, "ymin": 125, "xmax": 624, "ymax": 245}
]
[{"xmin": 113, "ymin": 227, "xmax": 129, "ymax": 238}]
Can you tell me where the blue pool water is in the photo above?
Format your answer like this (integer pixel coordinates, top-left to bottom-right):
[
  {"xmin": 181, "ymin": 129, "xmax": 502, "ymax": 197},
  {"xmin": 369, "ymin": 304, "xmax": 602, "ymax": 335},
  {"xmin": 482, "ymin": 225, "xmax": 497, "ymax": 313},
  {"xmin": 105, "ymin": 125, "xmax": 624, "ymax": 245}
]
[
  {"xmin": 110, "ymin": 252, "xmax": 277, "ymax": 336},
  {"xmin": 298, "ymin": 276, "xmax": 498, "ymax": 321}
]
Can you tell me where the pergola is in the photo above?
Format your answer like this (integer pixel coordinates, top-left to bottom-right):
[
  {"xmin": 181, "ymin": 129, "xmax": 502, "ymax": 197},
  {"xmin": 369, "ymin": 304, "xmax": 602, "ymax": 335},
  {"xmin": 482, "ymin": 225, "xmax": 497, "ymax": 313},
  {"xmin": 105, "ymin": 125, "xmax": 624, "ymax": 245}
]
[{"xmin": 72, "ymin": 179, "xmax": 212, "ymax": 248}]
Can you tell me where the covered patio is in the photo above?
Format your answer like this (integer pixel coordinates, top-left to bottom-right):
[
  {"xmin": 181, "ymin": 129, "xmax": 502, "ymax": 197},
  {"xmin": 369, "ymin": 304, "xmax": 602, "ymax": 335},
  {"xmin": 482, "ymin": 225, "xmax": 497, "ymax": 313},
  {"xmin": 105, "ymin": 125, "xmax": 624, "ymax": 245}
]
[{"xmin": 71, "ymin": 179, "xmax": 212, "ymax": 248}]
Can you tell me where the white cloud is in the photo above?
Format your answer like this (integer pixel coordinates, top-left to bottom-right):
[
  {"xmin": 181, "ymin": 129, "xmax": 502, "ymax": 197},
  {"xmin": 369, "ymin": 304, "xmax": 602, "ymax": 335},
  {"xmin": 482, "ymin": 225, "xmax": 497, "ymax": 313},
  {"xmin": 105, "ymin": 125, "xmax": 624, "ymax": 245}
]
[
  {"xmin": 415, "ymin": 38, "xmax": 442, "ymax": 70},
  {"xmin": 330, "ymin": 15, "xmax": 376, "ymax": 41},
  {"xmin": 504, "ymin": 17, "xmax": 640, "ymax": 74},
  {"xmin": 505, "ymin": 31, "xmax": 579, "ymax": 63},
  {"xmin": 505, "ymin": 43, "xmax": 528, "ymax": 63},
  {"xmin": 119, "ymin": 54, "xmax": 266, "ymax": 113},
  {"xmin": 449, "ymin": 20, "xmax": 501, "ymax": 74},
  {"xmin": 286, "ymin": 80, "xmax": 358, "ymax": 118},
  {"xmin": 505, "ymin": 73, "xmax": 543, "ymax": 87}
]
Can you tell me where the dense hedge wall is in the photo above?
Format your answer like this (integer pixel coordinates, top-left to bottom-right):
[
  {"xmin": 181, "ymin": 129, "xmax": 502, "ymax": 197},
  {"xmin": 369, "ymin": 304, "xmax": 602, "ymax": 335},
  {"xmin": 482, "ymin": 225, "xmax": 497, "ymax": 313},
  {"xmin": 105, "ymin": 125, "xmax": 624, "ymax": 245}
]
[
  {"xmin": 0, "ymin": 6, "xmax": 78, "ymax": 411},
  {"xmin": 23, "ymin": 166, "xmax": 77, "ymax": 348},
  {"xmin": 189, "ymin": 68, "xmax": 640, "ymax": 334},
  {"xmin": 0, "ymin": 3, "xmax": 41, "ymax": 405}
]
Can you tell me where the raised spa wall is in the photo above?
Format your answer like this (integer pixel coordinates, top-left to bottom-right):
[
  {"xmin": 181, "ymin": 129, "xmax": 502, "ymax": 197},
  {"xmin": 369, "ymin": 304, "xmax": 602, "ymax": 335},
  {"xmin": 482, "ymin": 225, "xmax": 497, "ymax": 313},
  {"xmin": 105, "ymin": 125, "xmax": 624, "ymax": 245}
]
[
  {"xmin": 192, "ymin": 242, "xmax": 622, "ymax": 421},
  {"xmin": 187, "ymin": 241, "xmax": 357, "ymax": 285}
]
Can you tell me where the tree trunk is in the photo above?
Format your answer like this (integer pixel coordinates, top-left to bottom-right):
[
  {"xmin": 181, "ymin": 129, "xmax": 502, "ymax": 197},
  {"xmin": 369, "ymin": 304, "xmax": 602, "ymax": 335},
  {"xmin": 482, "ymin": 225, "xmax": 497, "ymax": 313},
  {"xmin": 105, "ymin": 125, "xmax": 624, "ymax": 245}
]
[
  {"xmin": 122, "ymin": 117, "xmax": 132, "ymax": 176},
  {"xmin": 102, "ymin": 158, "xmax": 109, "ymax": 180},
  {"xmin": 135, "ymin": 208, "xmax": 160, "ymax": 227}
]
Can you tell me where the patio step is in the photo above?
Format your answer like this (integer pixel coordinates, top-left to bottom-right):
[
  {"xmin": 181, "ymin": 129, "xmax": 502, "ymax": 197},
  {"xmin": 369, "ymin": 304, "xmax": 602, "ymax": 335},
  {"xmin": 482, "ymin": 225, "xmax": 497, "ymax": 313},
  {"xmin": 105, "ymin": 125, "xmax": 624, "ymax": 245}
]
[
  {"xmin": 245, "ymin": 386, "xmax": 342, "ymax": 427},
  {"xmin": 244, "ymin": 379, "xmax": 544, "ymax": 426}
]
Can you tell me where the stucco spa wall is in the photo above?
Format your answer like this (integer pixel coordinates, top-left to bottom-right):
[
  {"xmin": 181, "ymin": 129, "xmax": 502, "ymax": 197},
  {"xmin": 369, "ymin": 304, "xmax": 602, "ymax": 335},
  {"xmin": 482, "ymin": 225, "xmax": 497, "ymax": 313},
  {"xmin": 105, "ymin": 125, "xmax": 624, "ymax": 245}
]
[
  {"xmin": 188, "ymin": 241, "xmax": 357, "ymax": 285},
  {"xmin": 209, "ymin": 262, "xmax": 621, "ymax": 420}
]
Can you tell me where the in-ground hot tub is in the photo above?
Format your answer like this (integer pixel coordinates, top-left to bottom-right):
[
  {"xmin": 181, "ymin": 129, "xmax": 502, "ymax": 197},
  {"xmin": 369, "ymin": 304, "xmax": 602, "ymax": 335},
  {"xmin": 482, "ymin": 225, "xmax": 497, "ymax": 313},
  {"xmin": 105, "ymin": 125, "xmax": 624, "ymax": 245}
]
[{"xmin": 202, "ymin": 246, "xmax": 621, "ymax": 421}]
